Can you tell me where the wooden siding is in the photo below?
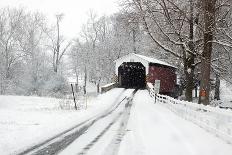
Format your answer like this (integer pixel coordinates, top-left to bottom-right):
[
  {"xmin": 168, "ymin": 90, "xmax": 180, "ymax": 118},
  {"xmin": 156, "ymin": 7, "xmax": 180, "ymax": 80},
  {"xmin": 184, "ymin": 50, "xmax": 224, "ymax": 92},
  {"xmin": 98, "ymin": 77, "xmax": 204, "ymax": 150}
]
[{"xmin": 147, "ymin": 64, "xmax": 176, "ymax": 94}]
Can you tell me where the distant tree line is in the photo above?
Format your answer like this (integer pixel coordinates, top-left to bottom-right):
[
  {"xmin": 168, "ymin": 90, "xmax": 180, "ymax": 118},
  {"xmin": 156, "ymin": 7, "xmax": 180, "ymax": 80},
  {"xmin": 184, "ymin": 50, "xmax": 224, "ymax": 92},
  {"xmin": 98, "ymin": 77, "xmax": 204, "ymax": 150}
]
[
  {"xmin": 69, "ymin": 10, "xmax": 156, "ymax": 93},
  {"xmin": 0, "ymin": 7, "xmax": 70, "ymax": 97},
  {"xmin": 70, "ymin": 0, "xmax": 232, "ymax": 105},
  {"xmin": 1, "ymin": 0, "xmax": 232, "ymax": 104},
  {"xmin": 118, "ymin": 0, "xmax": 232, "ymax": 105}
]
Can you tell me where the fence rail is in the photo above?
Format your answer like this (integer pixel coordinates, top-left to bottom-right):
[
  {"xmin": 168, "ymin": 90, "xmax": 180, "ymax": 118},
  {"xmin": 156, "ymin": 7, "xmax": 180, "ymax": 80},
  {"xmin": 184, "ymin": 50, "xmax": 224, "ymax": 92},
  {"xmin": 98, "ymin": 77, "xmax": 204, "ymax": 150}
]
[
  {"xmin": 147, "ymin": 83, "xmax": 232, "ymax": 144},
  {"xmin": 101, "ymin": 83, "xmax": 117, "ymax": 93}
]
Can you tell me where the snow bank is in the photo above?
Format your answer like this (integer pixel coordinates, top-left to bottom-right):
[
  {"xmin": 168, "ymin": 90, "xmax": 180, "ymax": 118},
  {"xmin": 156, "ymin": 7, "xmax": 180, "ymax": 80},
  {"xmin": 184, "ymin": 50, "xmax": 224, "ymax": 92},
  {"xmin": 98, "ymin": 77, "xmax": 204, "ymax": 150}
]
[
  {"xmin": 149, "ymin": 87, "xmax": 232, "ymax": 144},
  {"xmin": 119, "ymin": 90, "xmax": 232, "ymax": 155},
  {"xmin": 218, "ymin": 80, "xmax": 232, "ymax": 108}
]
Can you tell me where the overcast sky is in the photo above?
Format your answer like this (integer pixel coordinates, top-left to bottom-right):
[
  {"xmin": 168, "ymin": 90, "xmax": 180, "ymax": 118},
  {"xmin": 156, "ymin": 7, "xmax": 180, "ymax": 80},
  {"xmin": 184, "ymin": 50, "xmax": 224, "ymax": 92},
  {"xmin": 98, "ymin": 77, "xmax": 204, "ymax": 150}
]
[{"xmin": 0, "ymin": 0, "xmax": 119, "ymax": 39}]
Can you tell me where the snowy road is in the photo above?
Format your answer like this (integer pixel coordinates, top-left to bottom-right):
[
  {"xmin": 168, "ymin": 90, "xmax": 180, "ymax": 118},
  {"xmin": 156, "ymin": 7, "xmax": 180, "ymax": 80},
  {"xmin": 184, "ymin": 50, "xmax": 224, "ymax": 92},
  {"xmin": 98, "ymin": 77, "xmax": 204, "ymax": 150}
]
[
  {"xmin": 17, "ymin": 89, "xmax": 136, "ymax": 155},
  {"xmin": 3, "ymin": 89, "xmax": 232, "ymax": 155},
  {"xmin": 0, "ymin": 88, "xmax": 124, "ymax": 154},
  {"xmin": 59, "ymin": 89, "xmax": 136, "ymax": 155},
  {"xmin": 58, "ymin": 89, "xmax": 232, "ymax": 155},
  {"xmin": 118, "ymin": 90, "xmax": 232, "ymax": 155},
  {"xmin": 30, "ymin": 90, "xmax": 232, "ymax": 155}
]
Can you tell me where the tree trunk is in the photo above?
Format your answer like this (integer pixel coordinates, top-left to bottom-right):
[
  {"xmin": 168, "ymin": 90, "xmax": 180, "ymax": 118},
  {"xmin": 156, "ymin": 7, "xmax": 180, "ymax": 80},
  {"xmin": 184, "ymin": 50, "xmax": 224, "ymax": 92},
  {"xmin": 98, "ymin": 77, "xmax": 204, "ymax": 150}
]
[
  {"xmin": 184, "ymin": 0, "xmax": 195, "ymax": 102},
  {"xmin": 132, "ymin": 29, "xmax": 136, "ymax": 53},
  {"xmin": 97, "ymin": 78, "xmax": 101, "ymax": 94},
  {"xmin": 184, "ymin": 58, "xmax": 195, "ymax": 102},
  {"xmin": 214, "ymin": 74, "xmax": 220, "ymax": 100},
  {"xmin": 74, "ymin": 66, "xmax": 79, "ymax": 92},
  {"xmin": 97, "ymin": 83, "xmax": 100, "ymax": 93},
  {"xmin": 75, "ymin": 73, "xmax": 79, "ymax": 93},
  {"xmin": 185, "ymin": 69, "xmax": 194, "ymax": 101},
  {"xmin": 198, "ymin": 0, "xmax": 216, "ymax": 105},
  {"xmin": 5, "ymin": 46, "xmax": 10, "ymax": 79},
  {"xmin": 0, "ymin": 75, "xmax": 3, "ymax": 95},
  {"xmin": 54, "ymin": 15, "xmax": 61, "ymax": 73},
  {"xmin": 84, "ymin": 66, "xmax": 87, "ymax": 94},
  {"xmin": 195, "ymin": 86, "xmax": 198, "ymax": 98}
]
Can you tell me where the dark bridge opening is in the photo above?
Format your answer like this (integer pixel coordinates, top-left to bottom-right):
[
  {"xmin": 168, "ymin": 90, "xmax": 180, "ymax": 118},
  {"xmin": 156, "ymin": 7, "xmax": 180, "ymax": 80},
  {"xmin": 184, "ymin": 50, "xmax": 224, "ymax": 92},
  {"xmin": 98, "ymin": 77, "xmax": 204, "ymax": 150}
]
[{"xmin": 118, "ymin": 62, "xmax": 146, "ymax": 89}]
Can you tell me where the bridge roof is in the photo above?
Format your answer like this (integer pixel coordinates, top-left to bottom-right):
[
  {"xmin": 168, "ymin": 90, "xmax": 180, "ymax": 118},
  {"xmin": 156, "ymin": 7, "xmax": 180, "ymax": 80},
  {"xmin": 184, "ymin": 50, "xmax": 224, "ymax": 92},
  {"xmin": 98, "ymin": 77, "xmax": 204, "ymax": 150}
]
[
  {"xmin": 134, "ymin": 53, "xmax": 176, "ymax": 68},
  {"xmin": 115, "ymin": 53, "xmax": 176, "ymax": 68}
]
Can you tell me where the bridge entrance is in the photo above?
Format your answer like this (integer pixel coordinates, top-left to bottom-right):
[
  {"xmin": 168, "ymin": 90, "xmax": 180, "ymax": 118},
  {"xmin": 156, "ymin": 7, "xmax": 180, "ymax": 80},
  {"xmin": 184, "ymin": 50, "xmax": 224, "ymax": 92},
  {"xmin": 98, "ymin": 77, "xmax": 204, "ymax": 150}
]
[{"xmin": 118, "ymin": 62, "xmax": 146, "ymax": 88}]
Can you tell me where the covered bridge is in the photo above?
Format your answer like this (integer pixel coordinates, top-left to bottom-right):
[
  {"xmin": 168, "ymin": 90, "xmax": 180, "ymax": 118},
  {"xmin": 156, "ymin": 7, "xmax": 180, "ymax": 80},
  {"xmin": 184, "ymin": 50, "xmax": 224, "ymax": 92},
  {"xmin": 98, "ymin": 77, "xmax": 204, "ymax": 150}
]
[{"xmin": 115, "ymin": 53, "xmax": 177, "ymax": 96}]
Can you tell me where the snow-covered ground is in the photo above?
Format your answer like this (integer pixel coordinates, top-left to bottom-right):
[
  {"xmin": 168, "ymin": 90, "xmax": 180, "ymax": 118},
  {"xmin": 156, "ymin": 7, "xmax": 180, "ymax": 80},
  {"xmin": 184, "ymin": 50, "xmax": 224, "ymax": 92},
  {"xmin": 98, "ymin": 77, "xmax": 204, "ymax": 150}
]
[
  {"xmin": 0, "ymin": 88, "xmax": 124, "ymax": 155},
  {"xmin": 119, "ymin": 90, "xmax": 232, "ymax": 155},
  {"xmin": 219, "ymin": 80, "xmax": 232, "ymax": 108},
  {"xmin": 1, "ymin": 88, "xmax": 232, "ymax": 155},
  {"xmin": 59, "ymin": 89, "xmax": 135, "ymax": 155}
]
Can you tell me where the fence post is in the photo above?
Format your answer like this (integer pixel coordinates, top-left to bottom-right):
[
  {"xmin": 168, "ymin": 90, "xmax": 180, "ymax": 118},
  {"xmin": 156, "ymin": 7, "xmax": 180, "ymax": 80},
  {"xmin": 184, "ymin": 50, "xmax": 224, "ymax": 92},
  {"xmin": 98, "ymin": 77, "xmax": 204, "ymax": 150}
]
[
  {"xmin": 71, "ymin": 84, "xmax": 77, "ymax": 110},
  {"xmin": 85, "ymin": 94, "xmax": 88, "ymax": 109},
  {"xmin": 155, "ymin": 93, "xmax": 157, "ymax": 103}
]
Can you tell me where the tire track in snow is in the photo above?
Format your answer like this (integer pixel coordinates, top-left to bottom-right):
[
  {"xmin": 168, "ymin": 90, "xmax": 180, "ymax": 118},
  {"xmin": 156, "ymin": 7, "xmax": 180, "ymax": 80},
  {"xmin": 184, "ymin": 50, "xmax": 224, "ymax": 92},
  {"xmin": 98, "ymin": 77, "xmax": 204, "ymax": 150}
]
[
  {"xmin": 103, "ymin": 91, "xmax": 136, "ymax": 155},
  {"xmin": 76, "ymin": 89, "xmax": 137, "ymax": 155},
  {"xmin": 16, "ymin": 89, "xmax": 127, "ymax": 155},
  {"xmin": 77, "ymin": 112, "xmax": 123, "ymax": 155}
]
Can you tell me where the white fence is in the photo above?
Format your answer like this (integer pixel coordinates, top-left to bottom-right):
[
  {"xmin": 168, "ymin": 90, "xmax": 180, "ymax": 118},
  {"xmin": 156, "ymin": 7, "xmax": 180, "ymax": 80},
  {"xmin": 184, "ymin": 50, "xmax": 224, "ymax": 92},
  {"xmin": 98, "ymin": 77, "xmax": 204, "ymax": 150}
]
[
  {"xmin": 147, "ymin": 83, "xmax": 232, "ymax": 144},
  {"xmin": 101, "ymin": 83, "xmax": 117, "ymax": 93}
]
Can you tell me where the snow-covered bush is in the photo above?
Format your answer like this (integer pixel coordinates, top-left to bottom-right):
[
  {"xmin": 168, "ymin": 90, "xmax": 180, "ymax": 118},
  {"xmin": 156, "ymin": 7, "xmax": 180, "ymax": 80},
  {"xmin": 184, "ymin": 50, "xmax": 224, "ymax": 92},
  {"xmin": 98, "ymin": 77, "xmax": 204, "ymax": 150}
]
[
  {"xmin": 59, "ymin": 98, "xmax": 73, "ymax": 110},
  {"xmin": 42, "ymin": 73, "xmax": 69, "ymax": 98}
]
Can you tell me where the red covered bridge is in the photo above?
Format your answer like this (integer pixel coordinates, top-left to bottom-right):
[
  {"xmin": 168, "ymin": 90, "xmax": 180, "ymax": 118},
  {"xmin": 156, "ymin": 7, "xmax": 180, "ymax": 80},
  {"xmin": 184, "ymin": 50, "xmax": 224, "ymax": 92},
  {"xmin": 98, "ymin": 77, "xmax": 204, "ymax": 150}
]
[{"xmin": 114, "ymin": 53, "xmax": 177, "ymax": 96}]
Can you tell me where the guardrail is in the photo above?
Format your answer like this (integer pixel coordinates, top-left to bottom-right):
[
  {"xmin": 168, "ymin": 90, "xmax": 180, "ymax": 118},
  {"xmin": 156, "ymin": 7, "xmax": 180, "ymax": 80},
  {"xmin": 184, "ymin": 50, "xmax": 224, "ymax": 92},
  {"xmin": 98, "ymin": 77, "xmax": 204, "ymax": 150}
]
[
  {"xmin": 147, "ymin": 83, "xmax": 232, "ymax": 144},
  {"xmin": 101, "ymin": 83, "xmax": 118, "ymax": 93}
]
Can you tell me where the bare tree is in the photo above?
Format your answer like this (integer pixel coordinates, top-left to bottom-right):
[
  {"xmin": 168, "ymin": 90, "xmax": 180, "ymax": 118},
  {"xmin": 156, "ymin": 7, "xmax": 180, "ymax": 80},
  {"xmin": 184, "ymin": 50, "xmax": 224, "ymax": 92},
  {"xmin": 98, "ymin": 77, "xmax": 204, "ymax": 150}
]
[
  {"xmin": 80, "ymin": 11, "xmax": 100, "ymax": 92},
  {"xmin": 123, "ymin": 0, "xmax": 203, "ymax": 101},
  {"xmin": 0, "ymin": 7, "xmax": 69, "ymax": 96},
  {"xmin": 198, "ymin": 0, "xmax": 216, "ymax": 105},
  {"xmin": 209, "ymin": 0, "xmax": 232, "ymax": 101},
  {"xmin": 16, "ymin": 12, "xmax": 48, "ymax": 95},
  {"xmin": 0, "ymin": 8, "xmax": 25, "ymax": 94},
  {"xmin": 72, "ymin": 12, "xmax": 136, "ymax": 93},
  {"xmin": 47, "ymin": 13, "xmax": 72, "ymax": 73}
]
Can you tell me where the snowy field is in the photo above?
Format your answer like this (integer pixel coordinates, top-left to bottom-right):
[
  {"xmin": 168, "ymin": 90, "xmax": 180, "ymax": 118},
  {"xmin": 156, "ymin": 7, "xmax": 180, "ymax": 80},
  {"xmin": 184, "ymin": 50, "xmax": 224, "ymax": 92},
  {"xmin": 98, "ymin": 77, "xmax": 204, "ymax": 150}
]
[{"xmin": 0, "ymin": 88, "xmax": 125, "ymax": 155}]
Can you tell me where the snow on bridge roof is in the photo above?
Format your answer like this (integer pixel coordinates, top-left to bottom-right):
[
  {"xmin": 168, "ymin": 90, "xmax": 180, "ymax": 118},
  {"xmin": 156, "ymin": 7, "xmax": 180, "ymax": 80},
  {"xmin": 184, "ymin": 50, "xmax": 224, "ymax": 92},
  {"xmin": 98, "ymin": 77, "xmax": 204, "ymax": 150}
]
[
  {"xmin": 115, "ymin": 53, "xmax": 176, "ymax": 75},
  {"xmin": 134, "ymin": 53, "xmax": 176, "ymax": 68},
  {"xmin": 115, "ymin": 53, "xmax": 176, "ymax": 68}
]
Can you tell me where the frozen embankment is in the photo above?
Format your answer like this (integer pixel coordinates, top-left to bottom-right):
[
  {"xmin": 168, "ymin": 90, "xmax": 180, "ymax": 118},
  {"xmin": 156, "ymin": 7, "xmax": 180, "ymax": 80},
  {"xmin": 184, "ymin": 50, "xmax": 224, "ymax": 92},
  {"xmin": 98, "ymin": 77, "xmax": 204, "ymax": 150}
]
[
  {"xmin": 0, "ymin": 88, "xmax": 125, "ymax": 155},
  {"xmin": 118, "ymin": 90, "xmax": 232, "ymax": 155}
]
